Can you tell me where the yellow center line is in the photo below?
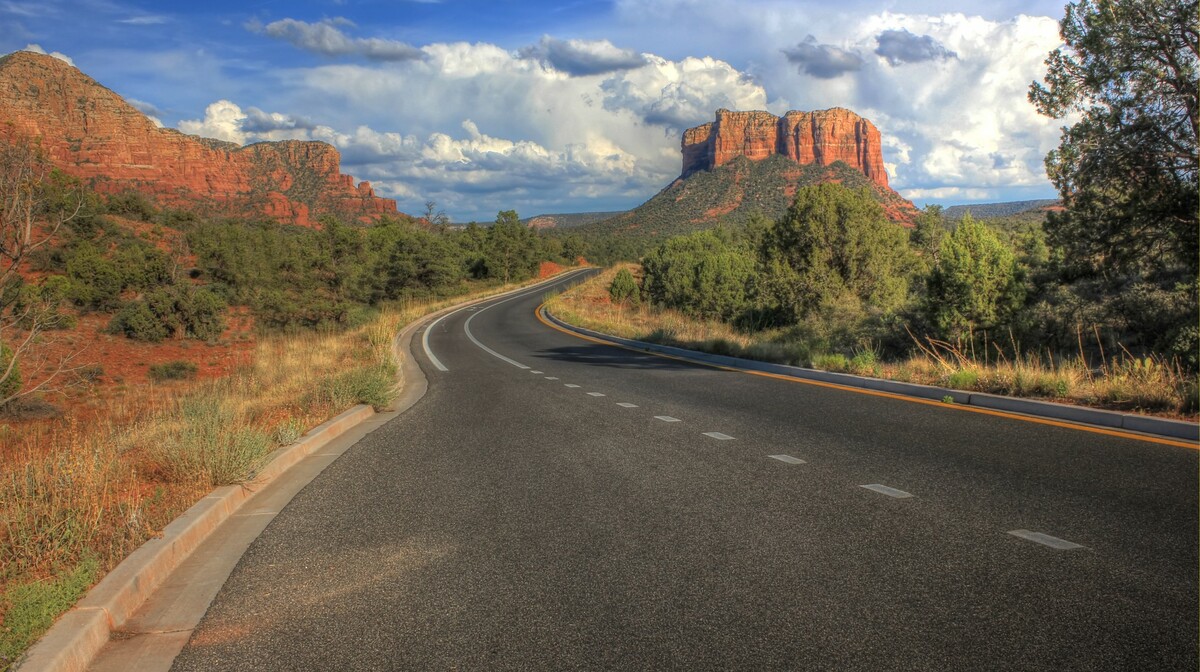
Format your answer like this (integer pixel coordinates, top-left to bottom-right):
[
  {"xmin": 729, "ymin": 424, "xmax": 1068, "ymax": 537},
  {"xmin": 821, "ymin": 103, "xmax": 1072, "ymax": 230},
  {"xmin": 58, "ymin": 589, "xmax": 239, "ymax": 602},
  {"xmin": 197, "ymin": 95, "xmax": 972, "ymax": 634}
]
[{"xmin": 535, "ymin": 304, "xmax": 1199, "ymax": 451}]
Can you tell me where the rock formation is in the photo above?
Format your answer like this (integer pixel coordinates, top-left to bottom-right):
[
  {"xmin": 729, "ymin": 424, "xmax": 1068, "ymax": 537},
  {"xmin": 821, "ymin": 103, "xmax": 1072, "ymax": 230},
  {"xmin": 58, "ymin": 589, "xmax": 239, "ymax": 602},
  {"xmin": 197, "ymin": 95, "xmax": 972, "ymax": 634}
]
[
  {"xmin": 582, "ymin": 106, "xmax": 916, "ymax": 238},
  {"xmin": 681, "ymin": 108, "xmax": 890, "ymax": 189},
  {"xmin": 0, "ymin": 50, "xmax": 397, "ymax": 226}
]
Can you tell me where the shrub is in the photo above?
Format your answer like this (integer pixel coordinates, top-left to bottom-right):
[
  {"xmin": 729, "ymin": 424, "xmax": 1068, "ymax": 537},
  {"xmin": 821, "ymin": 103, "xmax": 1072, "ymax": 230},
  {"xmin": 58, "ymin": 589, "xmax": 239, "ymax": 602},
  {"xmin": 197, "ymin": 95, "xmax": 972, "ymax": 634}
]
[
  {"xmin": 273, "ymin": 418, "xmax": 306, "ymax": 446},
  {"xmin": 108, "ymin": 302, "xmax": 168, "ymax": 342},
  {"xmin": 148, "ymin": 360, "xmax": 198, "ymax": 382},
  {"xmin": 103, "ymin": 191, "xmax": 157, "ymax": 221},
  {"xmin": 179, "ymin": 287, "xmax": 226, "ymax": 340},
  {"xmin": 608, "ymin": 267, "xmax": 640, "ymax": 305},
  {"xmin": 77, "ymin": 364, "xmax": 104, "ymax": 383},
  {"xmin": 65, "ymin": 244, "xmax": 123, "ymax": 311}
]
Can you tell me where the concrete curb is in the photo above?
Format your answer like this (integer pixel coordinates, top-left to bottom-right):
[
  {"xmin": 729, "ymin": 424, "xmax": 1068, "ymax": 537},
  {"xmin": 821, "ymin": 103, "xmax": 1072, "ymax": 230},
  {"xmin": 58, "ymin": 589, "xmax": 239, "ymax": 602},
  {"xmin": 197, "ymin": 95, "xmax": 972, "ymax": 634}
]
[
  {"xmin": 541, "ymin": 308, "xmax": 1199, "ymax": 443},
  {"xmin": 16, "ymin": 404, "xmax": 376, "ymax": 672},
  {"xmin": 16, "ymin": 269, "xmax": 596, "ymax": 672}
]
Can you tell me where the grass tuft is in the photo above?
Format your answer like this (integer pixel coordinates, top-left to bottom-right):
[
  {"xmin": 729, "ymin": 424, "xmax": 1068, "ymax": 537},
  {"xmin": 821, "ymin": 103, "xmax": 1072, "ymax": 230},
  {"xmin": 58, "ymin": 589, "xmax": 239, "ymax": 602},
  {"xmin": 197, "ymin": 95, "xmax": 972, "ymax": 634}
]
[{"xmin": 0, "ymin": 558, "xmax": 100, "ymax": 669}]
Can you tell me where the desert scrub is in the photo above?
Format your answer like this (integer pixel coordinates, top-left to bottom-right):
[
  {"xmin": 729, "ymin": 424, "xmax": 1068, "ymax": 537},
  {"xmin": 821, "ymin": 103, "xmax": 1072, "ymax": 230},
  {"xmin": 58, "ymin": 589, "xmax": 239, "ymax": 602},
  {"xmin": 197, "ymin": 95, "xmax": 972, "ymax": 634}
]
[{"xmin": 149, "ymin": 393, "xmax": 272, "ymax": 486}]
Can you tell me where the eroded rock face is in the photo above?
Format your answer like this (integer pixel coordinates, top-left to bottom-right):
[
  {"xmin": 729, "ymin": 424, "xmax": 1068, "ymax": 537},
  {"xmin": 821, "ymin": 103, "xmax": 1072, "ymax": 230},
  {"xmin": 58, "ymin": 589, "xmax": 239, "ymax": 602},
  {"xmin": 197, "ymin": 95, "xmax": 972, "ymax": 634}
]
[
  {"xmin": 0, "ymin": 51, "xmax": 397, "ymax": 226},
  {"xmin": 681, "ymin": 108, "xmax": 890, "ymax": 189}
]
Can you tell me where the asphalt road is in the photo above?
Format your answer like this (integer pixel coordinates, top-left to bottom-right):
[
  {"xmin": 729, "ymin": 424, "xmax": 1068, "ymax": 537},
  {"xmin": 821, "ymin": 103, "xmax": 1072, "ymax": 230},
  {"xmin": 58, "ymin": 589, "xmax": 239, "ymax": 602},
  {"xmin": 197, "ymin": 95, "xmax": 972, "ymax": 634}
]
[{"xmin": 172, "ymin": 270, "xmax": 1198, "ymax": 671}]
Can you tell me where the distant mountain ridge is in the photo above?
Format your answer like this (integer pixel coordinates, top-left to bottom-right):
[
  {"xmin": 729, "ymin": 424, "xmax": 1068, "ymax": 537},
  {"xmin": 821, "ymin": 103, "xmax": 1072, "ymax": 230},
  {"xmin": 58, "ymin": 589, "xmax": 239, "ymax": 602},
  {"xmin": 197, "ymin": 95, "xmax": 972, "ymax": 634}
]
[
  {"xmin": 521, "ymin": 211, "xmax": 625, "ymax": 229},
  {"xmin": 0, "ymin": 50, "xmax": 399, "ymax": 226},
  {"xmin": 942, "ymin": 199, "xmax": 1061, "ymax": 220}
]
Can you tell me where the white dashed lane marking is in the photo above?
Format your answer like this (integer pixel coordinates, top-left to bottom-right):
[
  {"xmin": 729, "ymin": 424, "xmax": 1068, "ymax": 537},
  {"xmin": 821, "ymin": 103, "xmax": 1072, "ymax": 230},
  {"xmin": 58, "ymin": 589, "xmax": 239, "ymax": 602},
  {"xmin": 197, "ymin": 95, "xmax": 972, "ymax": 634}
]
[
  {"xmin": 587, "ymin": 392, "xmax": 606, "ymax": 397},
  {"xmin": 654, "ymin": 416, "xmax": 681, "ymax": 423},
  {"xmin": 860, "ymin": 484, "xmax": 914, "ymax": 499},
  {"xmin": 769, "ymin": 454, "xmax": 806, "ymax": 464},
  {"xmin": 703, "ymin": 432, "xmax": 735, "ymax": 440},
  {"xmin": 1008, "ymin": 530, "xmax": 1085, "ymax": 550},
  {"xmin": 530, "ymin": 370, "xmax": 543, "ymax": 374},
  {"xmin": 616, "ymin": 403, "xmax": 638, "ymax": 408},
  {"xmin": 565, "ymin": 384, "xmax": 581, "ymax": 388},
  {"xmin": 545, "ymin": 377, "xmax": 559, "ymax": 380}
]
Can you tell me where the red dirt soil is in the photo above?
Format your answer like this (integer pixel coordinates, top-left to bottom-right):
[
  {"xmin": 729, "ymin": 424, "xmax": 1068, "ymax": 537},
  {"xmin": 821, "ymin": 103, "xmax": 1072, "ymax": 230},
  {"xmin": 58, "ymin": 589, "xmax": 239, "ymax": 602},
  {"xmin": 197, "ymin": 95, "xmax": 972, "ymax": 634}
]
[{"xmin": 8, "ymin": 307, "xmax": 256, "ymax": 427}]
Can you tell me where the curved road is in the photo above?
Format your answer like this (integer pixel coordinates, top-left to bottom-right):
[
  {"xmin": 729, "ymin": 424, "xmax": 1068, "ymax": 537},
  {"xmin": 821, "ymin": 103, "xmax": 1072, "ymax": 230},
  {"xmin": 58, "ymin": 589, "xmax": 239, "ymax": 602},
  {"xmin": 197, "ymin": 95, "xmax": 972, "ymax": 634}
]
[{"xmin": 172, "ymin": 270, "xmax": 1198, "ymax": 671}]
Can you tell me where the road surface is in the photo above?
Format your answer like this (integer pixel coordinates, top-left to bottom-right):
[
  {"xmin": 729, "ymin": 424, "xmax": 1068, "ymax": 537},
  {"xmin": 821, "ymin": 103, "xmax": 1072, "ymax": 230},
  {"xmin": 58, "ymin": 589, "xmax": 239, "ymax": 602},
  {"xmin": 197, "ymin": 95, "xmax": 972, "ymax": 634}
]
[{"xmin": 172, "ymin": 270, "xmax": 1198, "ymax": 671}]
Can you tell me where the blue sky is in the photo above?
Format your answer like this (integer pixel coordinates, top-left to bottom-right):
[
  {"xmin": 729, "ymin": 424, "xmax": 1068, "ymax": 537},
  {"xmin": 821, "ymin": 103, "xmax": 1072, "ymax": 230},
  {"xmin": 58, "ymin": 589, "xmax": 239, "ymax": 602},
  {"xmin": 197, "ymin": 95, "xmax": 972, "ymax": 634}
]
[{"xmin": 3, "ymin": 0, "xmax": 1071, "ymax": 221}]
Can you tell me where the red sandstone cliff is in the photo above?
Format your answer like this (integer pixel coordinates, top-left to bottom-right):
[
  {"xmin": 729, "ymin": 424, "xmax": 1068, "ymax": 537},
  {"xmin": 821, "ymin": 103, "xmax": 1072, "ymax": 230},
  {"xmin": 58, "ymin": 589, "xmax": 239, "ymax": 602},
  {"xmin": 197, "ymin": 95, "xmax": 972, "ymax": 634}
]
[
  {"xmin": 681, "ymin": 108, "xmax": 890, "ymax": 189},
  {"xmin": 0, "ymin": 50, "xmax": 398, "ymax": 226}
]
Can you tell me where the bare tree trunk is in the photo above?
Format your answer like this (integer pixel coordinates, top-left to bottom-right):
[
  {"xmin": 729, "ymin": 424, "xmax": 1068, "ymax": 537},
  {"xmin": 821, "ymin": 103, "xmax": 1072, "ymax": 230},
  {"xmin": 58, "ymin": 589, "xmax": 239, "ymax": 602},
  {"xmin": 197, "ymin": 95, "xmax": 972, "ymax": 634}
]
[{"xmin": 0, "ymin": 135, "xmax": 86, "ymax": 406}]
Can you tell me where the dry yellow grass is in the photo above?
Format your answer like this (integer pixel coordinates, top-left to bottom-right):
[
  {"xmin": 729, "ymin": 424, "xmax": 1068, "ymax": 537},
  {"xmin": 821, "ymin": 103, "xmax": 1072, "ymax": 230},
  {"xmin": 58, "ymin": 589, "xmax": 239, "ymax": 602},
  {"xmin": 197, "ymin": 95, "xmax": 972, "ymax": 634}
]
[{"xmin": 546, "ymin": 265, "xmax": 1198, "ymax": 421}]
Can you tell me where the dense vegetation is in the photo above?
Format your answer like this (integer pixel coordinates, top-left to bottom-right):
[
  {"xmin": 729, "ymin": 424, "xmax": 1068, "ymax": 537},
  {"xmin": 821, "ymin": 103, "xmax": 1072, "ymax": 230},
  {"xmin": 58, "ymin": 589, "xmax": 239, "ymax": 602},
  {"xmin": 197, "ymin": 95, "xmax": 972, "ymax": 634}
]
[
  {"xmin": 0, "ymin": 150, "xmax": 574, "ymax": 404},
  {"xmin": 628, "ymin": 180, "xmax": 1195, "ymax": 382}
]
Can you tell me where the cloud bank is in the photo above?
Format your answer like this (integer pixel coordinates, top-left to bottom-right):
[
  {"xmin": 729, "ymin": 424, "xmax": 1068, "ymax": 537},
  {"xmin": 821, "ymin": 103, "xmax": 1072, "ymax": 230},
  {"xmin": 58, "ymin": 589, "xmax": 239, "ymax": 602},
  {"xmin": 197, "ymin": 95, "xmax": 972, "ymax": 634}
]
[{"xmin": 168, "ymin": 9, "xmax": 1065, "ymax": 219}]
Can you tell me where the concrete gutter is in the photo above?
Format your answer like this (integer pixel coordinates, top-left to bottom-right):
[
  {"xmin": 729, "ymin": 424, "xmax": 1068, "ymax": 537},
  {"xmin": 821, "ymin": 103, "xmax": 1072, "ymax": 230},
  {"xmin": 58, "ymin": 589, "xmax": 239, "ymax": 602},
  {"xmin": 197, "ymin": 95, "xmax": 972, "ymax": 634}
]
[
  {"xmin": 541, "ymin": 308, "xmax": 1199, "ymax": 443},
  {"xmin": 17, "ymin": 270, "xmax": 591, "ymax": 672},
  {"xmin": 15, "ymin": 405, "xmax": 376, "ymax": 672}
]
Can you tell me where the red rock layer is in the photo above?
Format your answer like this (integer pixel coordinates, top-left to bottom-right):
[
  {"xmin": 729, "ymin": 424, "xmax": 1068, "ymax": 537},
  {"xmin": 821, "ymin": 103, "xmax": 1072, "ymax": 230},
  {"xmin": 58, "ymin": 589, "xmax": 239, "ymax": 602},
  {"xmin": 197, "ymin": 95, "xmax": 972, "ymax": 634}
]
[
  {"xmin": 0, "ymin": 51, "xmax": 397, "ymax": 226},
  {"xmin": 681, "ymin": 108, "xmax": 890, "ymax": 189}
]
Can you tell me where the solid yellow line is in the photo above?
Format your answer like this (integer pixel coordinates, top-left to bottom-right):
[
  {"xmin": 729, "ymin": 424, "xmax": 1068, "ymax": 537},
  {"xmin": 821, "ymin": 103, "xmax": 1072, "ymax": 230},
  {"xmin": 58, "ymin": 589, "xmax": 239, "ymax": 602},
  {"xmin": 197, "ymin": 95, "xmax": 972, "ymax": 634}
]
[{"xmin": 535, "ymin": 304, "xmax": 1199, "ymax": 450}]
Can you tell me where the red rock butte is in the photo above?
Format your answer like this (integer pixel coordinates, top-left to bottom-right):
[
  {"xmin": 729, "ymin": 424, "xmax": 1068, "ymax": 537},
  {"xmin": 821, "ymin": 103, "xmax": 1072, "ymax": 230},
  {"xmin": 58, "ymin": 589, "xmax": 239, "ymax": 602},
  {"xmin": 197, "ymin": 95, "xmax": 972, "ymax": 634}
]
[
  {"xmin": 0, "ymin": 50, "xmax": 398, "ymax": 227},
  {"xmin": 681, "ymin": 108, "xmax": 890, "ymax": 189}
]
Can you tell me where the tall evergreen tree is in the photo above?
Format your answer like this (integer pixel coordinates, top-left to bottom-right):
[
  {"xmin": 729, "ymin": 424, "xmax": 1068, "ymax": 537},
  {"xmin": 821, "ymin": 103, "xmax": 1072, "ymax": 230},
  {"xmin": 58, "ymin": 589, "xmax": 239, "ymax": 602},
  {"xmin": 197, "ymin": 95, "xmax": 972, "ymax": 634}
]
[
  {"xmin": 1029, "ymin": 0, "xmax": 1198, "ymax": 277},
  {"xmin": 925, "ymin": 214, "xmax": 1025, "ymax": 340},
  {"xmin": 758, "ymin": 184, "xmax": 911, "ymax": 324}
]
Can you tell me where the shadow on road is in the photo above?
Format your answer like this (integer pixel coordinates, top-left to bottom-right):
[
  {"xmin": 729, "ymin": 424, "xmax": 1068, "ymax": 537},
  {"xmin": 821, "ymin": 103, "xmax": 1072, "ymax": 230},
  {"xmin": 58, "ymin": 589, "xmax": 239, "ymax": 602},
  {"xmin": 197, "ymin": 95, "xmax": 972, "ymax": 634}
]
[{"xmin": 533, "ymin": 344, "xmax": 705, "ymax": 371}]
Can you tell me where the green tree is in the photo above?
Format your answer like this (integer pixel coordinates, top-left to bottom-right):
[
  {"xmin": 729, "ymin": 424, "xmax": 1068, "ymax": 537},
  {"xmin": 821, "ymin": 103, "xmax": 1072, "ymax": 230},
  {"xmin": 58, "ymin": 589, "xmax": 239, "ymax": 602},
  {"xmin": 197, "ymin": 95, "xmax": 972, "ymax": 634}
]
[
  {"xmin": 910, "ymin": 205, "xmax": 947, "ymax": 270},
  {"xmin": 108, "ymin": 301, "xmax": 169, "ymax": 342},
  {"xmin": 642, "ymin": 228, "xmax": 755, "ymax": 321},
  {"xmin": 561, "ymin": 235, "xmax": 586, "ymax": 263},
  {"xmin": 925, "ymin": 214, "xmax": 1025, "ymax": 339},
  {"xmin": 484, "ymin": 211, "xmax": 538, "ymax": 283},
  {"xmin": 1029, "ymin": 0, "xmax": 1198, "ymax": 276},
  {"xmin": 758, "ymin": 184, "xmax": 912, "ymax": 324}
]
